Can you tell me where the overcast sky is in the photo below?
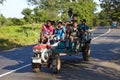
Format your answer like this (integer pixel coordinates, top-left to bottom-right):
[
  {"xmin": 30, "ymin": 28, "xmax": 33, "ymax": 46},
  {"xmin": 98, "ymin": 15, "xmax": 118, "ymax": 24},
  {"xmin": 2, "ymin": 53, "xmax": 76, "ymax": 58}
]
[{"xmin": 0, "ymin": 0, "xmax": 102, "ymax": 18}]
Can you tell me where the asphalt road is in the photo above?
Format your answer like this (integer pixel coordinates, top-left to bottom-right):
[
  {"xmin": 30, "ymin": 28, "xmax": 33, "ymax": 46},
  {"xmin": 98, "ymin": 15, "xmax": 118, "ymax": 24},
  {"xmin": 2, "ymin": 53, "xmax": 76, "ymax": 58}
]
[{"xmin": 0, "ymin": 27, "xmax": 120, "ymax": 80}]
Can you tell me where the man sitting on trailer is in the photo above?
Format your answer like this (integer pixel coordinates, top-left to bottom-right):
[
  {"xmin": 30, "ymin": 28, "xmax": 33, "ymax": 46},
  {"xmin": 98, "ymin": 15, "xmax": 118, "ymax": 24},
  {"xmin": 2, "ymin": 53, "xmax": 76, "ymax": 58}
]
[{"xmin": 54, "ymin": 21, "xmax": 66, "ymax": 41}]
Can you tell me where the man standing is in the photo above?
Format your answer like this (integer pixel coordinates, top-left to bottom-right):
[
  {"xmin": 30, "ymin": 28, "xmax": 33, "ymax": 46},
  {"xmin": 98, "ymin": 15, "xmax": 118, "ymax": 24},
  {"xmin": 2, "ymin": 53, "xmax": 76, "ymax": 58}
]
[{"xmin": 68, "ymin": 9, "xmax": 73, "ymax": 22}]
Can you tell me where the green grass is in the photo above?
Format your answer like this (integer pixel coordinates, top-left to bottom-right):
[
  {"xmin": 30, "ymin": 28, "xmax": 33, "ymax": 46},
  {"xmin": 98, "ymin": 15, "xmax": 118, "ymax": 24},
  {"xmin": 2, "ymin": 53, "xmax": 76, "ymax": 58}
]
[{"xmin": 0, "ymin": 24, "xmax": 42, "ymax": 51}]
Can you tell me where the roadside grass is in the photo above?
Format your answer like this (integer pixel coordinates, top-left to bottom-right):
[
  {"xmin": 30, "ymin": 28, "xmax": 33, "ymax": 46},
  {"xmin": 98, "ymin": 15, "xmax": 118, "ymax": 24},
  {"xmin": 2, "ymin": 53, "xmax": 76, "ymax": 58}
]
[{"xmin": 0, "ymin": 24, "xmax": 41, "ymax": 51}]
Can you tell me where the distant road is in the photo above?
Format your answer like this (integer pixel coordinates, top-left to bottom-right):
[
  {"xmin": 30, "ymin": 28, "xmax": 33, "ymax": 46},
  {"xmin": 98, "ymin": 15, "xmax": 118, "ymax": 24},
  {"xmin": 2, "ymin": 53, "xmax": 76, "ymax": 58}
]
[{"xmin": 0, "ymin": 27, "xmax": 120, "ymax": 80}]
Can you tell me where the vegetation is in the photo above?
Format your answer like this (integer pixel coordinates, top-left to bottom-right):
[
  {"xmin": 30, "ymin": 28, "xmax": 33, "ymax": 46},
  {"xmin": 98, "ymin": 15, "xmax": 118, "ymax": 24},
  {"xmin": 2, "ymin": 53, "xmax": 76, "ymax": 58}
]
[
  {"xmin": 0, "ymin": 0, "xmax": 5, "ymax": 4},
  {"xmin": 21, "ymin": 8, "xmax": 33, "ymax": 24},
  {"xmin": 0, "ymin": 25, "xmax": 41, "ymax": 51},
  {"xmin": 97, "ymin": 0, "xmax": 120, "ymax": 26},
  {"xmin": 1, "ymin": 0, "xmax": 97, "ymax": 27},
  {"xmin": 27, "ymin": 0, "xmax": 97, "ymax": 27}
]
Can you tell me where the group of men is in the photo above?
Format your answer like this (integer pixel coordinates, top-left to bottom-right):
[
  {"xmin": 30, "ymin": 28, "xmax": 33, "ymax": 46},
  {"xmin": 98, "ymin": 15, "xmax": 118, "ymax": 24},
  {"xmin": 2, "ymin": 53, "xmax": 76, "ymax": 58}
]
[{"xmin": 39, "ymin": 9, "xmax": 91, "ymax": 52}]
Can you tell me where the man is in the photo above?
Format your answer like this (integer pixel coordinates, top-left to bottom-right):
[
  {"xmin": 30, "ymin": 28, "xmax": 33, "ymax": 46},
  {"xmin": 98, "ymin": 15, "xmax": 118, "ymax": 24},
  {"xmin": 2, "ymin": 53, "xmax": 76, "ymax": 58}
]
[
  {"xmin": 79, "ymin": 19, "xmax": 89, "ymax": 33},
  {"xmin": 69, "ymin": 20, "xmax": 78, "ymax": 42},
  {"xmin": 54, "ymin": 21, "xmax": 66, "ymax": 40},
  {"xmin": 69, "ymin": 21, "xmax": 79, "ymax": 52},
  {"xmin": 78, "ymin": 19, "xmax": 91, "ymax": 61},
  {"xmin": 68, "ymin": 9, "xmax": 73, "ymax": 22}
]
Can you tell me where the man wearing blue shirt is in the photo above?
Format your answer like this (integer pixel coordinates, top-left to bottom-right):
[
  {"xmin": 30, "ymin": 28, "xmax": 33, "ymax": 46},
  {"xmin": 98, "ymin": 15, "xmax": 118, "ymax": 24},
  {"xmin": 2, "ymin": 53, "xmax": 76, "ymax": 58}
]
[
  {"xmin": 54, "ymin": 21, "xmax": 66, "ymax": 40},
  {"xmin": 79, "ymin": 19, "xmax": 89, "ymax": 32},
  {"xmin": 78, "ymin": 19, "xmax": 91, "ymax": 61}
]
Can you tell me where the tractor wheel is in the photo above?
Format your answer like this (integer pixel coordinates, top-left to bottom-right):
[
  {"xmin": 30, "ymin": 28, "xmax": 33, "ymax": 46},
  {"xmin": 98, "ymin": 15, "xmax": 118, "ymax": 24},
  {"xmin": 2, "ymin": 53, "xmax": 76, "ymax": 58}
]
[
  {"xmin": 52, "ymin": 54, "xmax": 61, "ymax": 73},
  {"xmin": 32, "ymin": 63, "xmax": 41, "ymax": 72},
  {"xmin": 82, "ymin": 44, "xmax": 90, "ymax": 61}
]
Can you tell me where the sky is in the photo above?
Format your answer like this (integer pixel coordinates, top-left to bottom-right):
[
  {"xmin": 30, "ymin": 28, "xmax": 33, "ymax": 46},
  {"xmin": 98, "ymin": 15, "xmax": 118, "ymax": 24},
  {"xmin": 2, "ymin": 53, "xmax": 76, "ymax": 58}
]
[{"xmin": 0, "ymin": 0, "xmax": 102, "ymax": 18}]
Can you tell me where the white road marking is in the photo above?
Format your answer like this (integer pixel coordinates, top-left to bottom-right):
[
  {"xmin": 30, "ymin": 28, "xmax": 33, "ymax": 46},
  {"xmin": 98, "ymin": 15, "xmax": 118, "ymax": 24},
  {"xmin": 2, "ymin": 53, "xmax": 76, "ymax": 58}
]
[
  {"xmin": 92, "ymin": 28, "xmax": 111, "ymax": 40},
  {"xmin": 0, "ymin": 28, "xmax": 111, "ymax": 78},
  {"xmin": 0, "ymin": 64, "xmax": 31, "ymax": 78}
]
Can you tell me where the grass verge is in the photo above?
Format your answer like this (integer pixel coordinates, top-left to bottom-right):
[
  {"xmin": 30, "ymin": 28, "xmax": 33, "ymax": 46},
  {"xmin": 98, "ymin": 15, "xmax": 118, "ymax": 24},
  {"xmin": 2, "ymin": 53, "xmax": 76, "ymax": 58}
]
[{"xmin": 0, "ymin": 24, "xmax": 41, "ymax": 51}]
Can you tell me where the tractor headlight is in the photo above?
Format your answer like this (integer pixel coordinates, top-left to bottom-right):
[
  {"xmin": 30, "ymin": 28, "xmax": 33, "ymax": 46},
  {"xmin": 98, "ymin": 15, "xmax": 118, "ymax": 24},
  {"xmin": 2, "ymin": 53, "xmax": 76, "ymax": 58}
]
[{"xmin": 33, "ymin": 49, "xmax": 40, "ymax": 53}]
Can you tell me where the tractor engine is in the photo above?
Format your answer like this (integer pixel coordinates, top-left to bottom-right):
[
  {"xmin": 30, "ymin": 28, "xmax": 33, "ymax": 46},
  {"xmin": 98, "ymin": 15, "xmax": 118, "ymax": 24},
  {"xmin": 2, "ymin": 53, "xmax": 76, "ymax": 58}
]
[{"xmin": 32, "ymin": 44, "xmax": 52, "ymax": 63}]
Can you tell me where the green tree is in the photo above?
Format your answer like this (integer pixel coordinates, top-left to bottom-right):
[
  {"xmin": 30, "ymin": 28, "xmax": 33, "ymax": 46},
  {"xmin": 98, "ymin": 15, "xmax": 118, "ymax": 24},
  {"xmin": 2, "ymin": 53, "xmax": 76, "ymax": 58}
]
[
  {"xmin": 33, "ymin": 7, "xmax": 42, "ymax": 23},
  {"xmin": 21, "ymin": 8, "xmax": 33, "ymax": 23},
  {"xmin": 99, "ymin": 0, "xmax": 120, "ymax": 22},
  {"xmin": 97, "ymin": 11, "xmax": 111, "ymax": 26},
  {"xmin": 0, "ymin": 14, "xmax": 6, "ymax": 26},
  {"xmin": 10, "ymin": 18, "xmax": 25, "ymax": 25},
  {"xmin": 27, "ymin": 0, "xmax": 97, "ymax": 27},
  {"xmin": 6, "ymin": 18, "xmax": 13, "ymax": 26}
]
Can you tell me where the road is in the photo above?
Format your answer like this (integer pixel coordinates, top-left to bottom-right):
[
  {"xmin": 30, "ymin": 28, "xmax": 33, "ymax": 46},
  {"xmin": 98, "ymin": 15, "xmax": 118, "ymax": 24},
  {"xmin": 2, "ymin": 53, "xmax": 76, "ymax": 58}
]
[{"xmin": 0, "ymin": 27, "xmax": 120, "ymax": 80}]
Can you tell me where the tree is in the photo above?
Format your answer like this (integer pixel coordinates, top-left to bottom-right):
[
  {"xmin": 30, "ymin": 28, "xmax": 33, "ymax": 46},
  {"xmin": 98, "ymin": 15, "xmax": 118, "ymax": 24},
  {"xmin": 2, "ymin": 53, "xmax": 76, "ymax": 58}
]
[
  {"xmin": 33, "ymin": 7, "xmax": 43, "ymax": 23},
  {"xmin": 10, "ymin": 18, "xmax": 25, "ymax": 25},
  {"xmin": 0, "ymin": 14, "xmax": 6, "ymax": 26},
  {"xmin": 99, "ymin": 0, "xmax": 120, "ymax": 22},
  {"xmin": 27, "ymin": 0, "xmax": 97, "ymax": 27},
  {"xmin": 0, "ymin": 0, "xmax": 6, "ymax": 26},
  {"xmin": 21, "ymin": 8, "xmax": 33, "ymax": 23},
  {"xmin": 0, "ymin": 0, "xmax": 5, "ymax": 4}
]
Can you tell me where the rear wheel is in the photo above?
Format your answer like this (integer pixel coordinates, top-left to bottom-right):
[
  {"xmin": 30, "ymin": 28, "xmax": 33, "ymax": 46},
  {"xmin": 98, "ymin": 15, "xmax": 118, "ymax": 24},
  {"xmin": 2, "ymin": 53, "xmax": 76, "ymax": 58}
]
[
  {"xmin": 82, "ymin": 43, "xmax": 90, "ymax": 61},
  {"xmin": 32, "ymin": 63, "xmax": 41, "ymax": 72},
  {"xmin": 52, "ymin": 54, "xmax": 61, "ymax": 73}
]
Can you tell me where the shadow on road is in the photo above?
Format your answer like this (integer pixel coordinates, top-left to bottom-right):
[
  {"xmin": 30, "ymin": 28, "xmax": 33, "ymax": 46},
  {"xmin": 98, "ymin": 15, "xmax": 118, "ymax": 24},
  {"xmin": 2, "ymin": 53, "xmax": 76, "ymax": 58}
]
[
  {"xmin": 55, "ymin": 41, "xmax": 120, "ymax": 80},
  {"xmin": 56, "ymin": 59, "xmax": 120, "ymax": 80},
  {"xmin": 0, "ymin": 45, "xmax": 34, "ymax": 73}
]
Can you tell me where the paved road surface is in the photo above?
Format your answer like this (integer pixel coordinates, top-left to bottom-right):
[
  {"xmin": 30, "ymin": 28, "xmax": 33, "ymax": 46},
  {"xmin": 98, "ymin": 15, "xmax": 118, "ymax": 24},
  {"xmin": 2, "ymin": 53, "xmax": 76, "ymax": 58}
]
[{"xmin": 0, "ymin": 27, "xmax": 120, "ymax": 80}]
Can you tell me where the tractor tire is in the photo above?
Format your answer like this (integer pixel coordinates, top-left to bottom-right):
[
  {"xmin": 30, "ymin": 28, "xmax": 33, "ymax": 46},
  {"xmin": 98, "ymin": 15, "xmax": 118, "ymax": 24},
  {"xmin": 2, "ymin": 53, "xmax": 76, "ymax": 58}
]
[
  {"xmin": 82, "ymin": 43, "xmax": 90, "ymax": 61},
  {"xmin": 32, "ymin": 63, "xmax": 41, "ymax": 72},
  {"xmin": 52, "ymin": 54, "xmax": 61, "ymax": 73}
]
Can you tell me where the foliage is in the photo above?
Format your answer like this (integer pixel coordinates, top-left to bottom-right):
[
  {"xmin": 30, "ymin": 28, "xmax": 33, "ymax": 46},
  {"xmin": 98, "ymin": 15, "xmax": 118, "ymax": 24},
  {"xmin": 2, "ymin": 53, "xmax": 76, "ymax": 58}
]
[
  {"xmin": 99, "ymin": 0, "xmax": 120, "ymax": 22},
  {"xmin": 10, "ymin": 18, "xmax": 26, "ymax": 25},
  {"xmin": 0, "ymin": 0, "xmax": 5, "ymax": 4},
  {"xmin": 0, "ymin": 25, "xmax": 42, "ymax": 51},
  {"xmin": 21, "ymin": 8, "xmax": 33, "ymax": 23},
  {"xmin": 0, "ymin": 14, "xmax": 7, "ymax": 26},
  {"xmin": 0, "ymin": 16, "xmax": 26, "ymax": 26},
  {"xmin": 26, "ymin": 0, "xmax": 97, "ymax": 27}
]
